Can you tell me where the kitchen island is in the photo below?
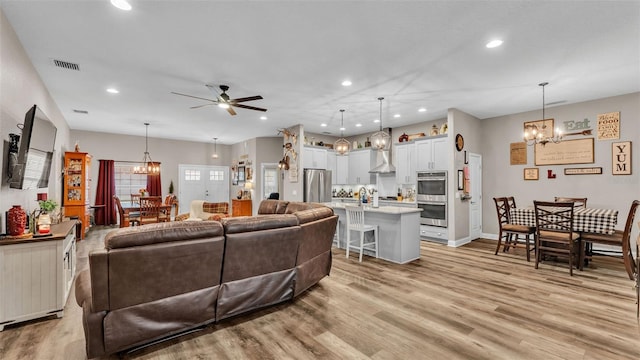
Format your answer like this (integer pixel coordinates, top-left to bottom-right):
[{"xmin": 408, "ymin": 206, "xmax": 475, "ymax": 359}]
[{"xmin": 329, "ymin": 203, "xmax": 421, "ymax": 264}]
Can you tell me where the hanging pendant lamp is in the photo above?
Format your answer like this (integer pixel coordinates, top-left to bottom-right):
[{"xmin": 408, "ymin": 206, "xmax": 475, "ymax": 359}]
[
  {"xmin": 334, "ymin": 109, "xmax": 350, "ymax": 156},
  {"xmin": 523, "ymin": 82, "xmax": 563, "ymax": 146},
  {"xmin": 133, "ymin": 123, "xmax": 160, "ymax": 175},
  {"xmin": 212, "ymin": 137, "xmax": 219, "ymax": 159},
  {"xmin": 370, "ymin": 97, "xmax": 390, "ymax": 151}
]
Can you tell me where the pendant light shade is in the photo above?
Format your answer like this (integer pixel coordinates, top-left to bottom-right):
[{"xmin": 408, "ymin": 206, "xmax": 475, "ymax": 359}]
[
  {"xmin": 133, "ymin": 123, "xmax": 160, "ymax": 175},
  {"xmin": 212, "ymin": 137, "xmax": 219, "ymax": 159},
  {"xmin": 370, "ymin": 97, "xmax": 390, "ymax": 151},
  {"xmin": 334, "ymin": 109, "xmax": 350, "ymax": 156}
]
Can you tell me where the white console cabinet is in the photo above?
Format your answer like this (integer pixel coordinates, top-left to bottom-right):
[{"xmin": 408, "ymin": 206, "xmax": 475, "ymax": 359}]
[{"xmin": 0, "ymin": 221, "xmax": 77, "ymax": 331}]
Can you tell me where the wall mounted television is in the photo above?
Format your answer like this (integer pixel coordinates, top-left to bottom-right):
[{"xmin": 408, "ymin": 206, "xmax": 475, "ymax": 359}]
[{"xmin": 9, "ymin": 105, "xmax": 57, "ymax": 189}]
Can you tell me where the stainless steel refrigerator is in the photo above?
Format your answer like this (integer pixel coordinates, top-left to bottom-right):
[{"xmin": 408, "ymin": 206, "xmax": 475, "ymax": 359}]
[{"xmin": 303, "ymin": 169, "xmax": 332, "ymax": 203}]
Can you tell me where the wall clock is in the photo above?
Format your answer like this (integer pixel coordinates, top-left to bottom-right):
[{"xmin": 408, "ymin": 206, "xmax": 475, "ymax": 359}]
[{"xmin": 455, "ymin": 134, "xmax": 464, "ymax": 151}]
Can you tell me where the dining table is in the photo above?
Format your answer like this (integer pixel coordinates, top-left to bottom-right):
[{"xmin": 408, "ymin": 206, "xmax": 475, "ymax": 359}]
[
  {"xmin": 509, "ymin": 206, "xmax": 619, "ymax": 235},
  {"xmin": 121, "ymin": 202, "xmax": 172, "ymax": 225}
]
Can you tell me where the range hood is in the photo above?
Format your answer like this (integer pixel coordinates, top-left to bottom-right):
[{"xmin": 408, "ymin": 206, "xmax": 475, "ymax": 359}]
[{"xmin": 369, "ymin": 150, "xmax": 396, "ymax": 174}]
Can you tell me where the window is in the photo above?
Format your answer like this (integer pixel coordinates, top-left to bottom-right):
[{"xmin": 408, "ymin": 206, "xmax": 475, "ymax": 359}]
[
  {"xmin": 184, "ymin": 169, "xmax": 200, "ymax": 181},
  {"xmin": 263, "ymin": 166, "xmax": 278, "ymax": 199},
  {"xmin": 209, "ymin": 170, "xmax": 224, "ymax": 181},
  {"xmin": 114, "ymin": 162, "xmax": 147, "ymax": 203}
]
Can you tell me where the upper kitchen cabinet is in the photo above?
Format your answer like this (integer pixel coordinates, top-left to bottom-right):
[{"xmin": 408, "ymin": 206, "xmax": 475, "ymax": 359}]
[
  {"xmin": 348, "ymin": 149, "xmax": 376, "ymax": 184},
  {"xmin": 328, "ymin": 151, "xmax": 349, "ymax": 185},
  {"xmin": 416, "ymin": 136, "xmax": 448, "ymax": 171},
  {"xmin": 303, "ymin": 146, "xmax": 327, "ymax": 169},
  {"xmin": 394, "ymin": 142, "xmax": 417, "ymax": 184}
]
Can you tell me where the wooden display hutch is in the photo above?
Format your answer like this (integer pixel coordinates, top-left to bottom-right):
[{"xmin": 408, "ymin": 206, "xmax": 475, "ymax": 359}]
[
  {"xmin": 232, "ymin": 199, "xmax": 252, "ymax": 217},
  {"xmin": 63, "ymin": 152, "xmax": 92, "ymax": 239}
]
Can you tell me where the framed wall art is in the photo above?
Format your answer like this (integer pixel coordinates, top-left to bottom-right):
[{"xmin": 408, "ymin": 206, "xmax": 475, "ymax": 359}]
[
  {"xmin": 612, "ymin": 141, "xmax": 631, "ymax": 175},
  {"xmin": 524, "ymin": 168, "xmax": 539, "ymax": 180},
  {"xmin": 534, "ymin": 138, "xmax": 594, "ymax": 166},
  {"xmin": 524, "ymin": 119, "xmax": 554, "ymax": 141},
  {"xmin": 237, "ymin": 166, "xmax": 246, "ymax": 182}
]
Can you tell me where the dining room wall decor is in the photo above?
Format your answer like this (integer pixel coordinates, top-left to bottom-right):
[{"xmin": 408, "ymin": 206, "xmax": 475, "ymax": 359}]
[
  {"xmin": 534, "ymin": 138, "xmax": 594, "ymax": 166},
  {"xmin": 612, "ymin": 140, "xmax": 631, "ymax": 175},
  {"xmin": 564, "ymin": 167, "xmax": 603, "ymax": 175},
  {"xmin": 524, "ymin": 168, "xmax": 539, "ymax": 180},
  {"xmin": 597, "ymin": 111, "xmax": 620, "ymax": 140}
]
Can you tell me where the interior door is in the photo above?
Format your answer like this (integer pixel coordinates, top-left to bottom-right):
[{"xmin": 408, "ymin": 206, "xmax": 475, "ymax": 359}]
[
  {"xmin": 469, "ymin": 153, "xmax": 483, "ymax": 240},
  {"xmin": 178, "ymin": 164, "xmax": 229, "ymax": 214}
]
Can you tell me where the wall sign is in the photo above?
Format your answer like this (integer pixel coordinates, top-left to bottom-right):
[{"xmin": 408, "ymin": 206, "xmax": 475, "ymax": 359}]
[
  {"xmin": 524, "ymin": 168, "xmax": 539, "ymax": 180},
  {"xmin": 612, "ymin": 141, "xmax": 632, "ymax": 175},
  {"xmin": 510, "ymin": 142, "xmax": 527, "ymax": 165},
  {"xmin": 534, "ymin": 138, "xmax": 594, "ymax": 166},
  {"xmin": 564, "ymin": 167, "xmax": 602, "ymax": 175},
  {"xmin": 597, "ymin": 112, "xmax": 620, "ymax": 140}
]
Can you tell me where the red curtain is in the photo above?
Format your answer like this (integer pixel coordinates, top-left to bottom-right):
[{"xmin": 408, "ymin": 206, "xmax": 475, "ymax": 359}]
[
  {"xmin": 146, "ymin": 162, "xmax": 162, "ymax": 196},
  {"xmin": 95, "ymin": 160, "xmax": 117, "ymax": 225}
]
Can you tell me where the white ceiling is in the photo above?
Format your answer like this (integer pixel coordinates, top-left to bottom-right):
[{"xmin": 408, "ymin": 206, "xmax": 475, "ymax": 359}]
[{"xmin": 2, "ymin": 1, "xmax": 639, "ymax": 145}]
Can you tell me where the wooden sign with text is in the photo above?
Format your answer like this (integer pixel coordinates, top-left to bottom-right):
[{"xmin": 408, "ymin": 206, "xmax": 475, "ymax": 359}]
[
  {"xmin": 612, "ymin": 141, "xmax": 632, "ymax": 175},
  {"xmin": 597, "ymin": 112, "xmax": 620, "ymax": 140}
]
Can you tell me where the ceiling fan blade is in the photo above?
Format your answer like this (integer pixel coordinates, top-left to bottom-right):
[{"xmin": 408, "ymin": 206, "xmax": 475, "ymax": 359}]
[
  {"xmin": 171, "ymin": 92, "xmax": 218, "ymax": 103},
  {"xmin": 227, "ymin": 107, "xmax": 237, "ymax": 116},
  {"xmin": 230, "ymin": 95, "xmax": 263, "ymax": 103},
  {"xmin": 234, "ymin": 104, "xmax": 268, "ymax": 112},
  {"xmin": 190, "ymin": 103, "xmax": 216, "ymax": 109}
]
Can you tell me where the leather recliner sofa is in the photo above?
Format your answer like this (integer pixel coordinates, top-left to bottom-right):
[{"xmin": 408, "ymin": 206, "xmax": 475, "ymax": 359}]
[{"xmin": 74, "ymin": 200, "xmax": 337, "ymax": 358}]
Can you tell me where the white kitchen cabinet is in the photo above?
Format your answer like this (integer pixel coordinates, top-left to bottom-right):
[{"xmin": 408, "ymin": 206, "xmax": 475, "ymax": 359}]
[
  {"xmin": 335, "ymin": 154, "xmax": 349, "ymax": 184},
  {"xmin": 326, "ymin": 151, "xmax": 337, "ymax": 184},
  {"xmin": 416, "ymin": 136, "xmax": 448, "ymax": 171},
  {"xmin": 394, "ymin": 142, "xmax": 417, "ymax": 184},
  {"xmin": 420, "ymin": 224, "xmax": 448, "ymax": 243},
  {"xmin": 0, "ymin": 221, "xmax": 77, "ymax": 331},
  {"xmin": 303, "ymin": 146, "xmax": 327, "ymax": 169},
  {"xmin": 348, "ymin": 149, "xmax": 376, "ymax": 184}
]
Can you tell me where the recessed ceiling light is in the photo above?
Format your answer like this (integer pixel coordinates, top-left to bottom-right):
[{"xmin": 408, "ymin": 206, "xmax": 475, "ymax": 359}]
[
  {"xmin": 486, "ymin": 39, "xmax": 503, "ymax": 48},
  {"xmin": 110, "ymin": 0, "xmax": 132, "ymax": 11},
  {"xmin": 418, "ymin": 107, "xmax": 427, "ymax": 112},
  {"xmin": 374, "ymin": 119, "xmax": 380, "ymax": 123},
  {"xmin": 260, "ymin": 116, "xmax": 268, "ymax": 120},
  {"xmin": 355, "ymin": 123, "xmax": 362, "ymax": 127},
  {"xmin": 393, "ymin": 114, "xmax": 401, "ymax": 118},
  {"xmin": 340, "ymin": 127, "xmax": 346, "ymax": 131},
  {"xmin": 341, "ymin": 80, "xmax": 352, "ymax": 86},
  {"xmin": 106, "ymin": 88, "xmax": 119, "ymax": 94},
  {"xmin": 320, "ymin": 123, "xmax": 327, "ymax": 127}
]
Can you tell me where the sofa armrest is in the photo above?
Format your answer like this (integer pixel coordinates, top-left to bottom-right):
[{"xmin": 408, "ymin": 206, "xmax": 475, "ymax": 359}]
[{"xmin": 88, "ymin": 249, "xmax": 110, "ymax": 311}]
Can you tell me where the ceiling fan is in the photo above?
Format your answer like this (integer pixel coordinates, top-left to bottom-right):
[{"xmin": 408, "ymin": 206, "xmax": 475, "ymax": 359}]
[{"xmin": 171, "ymin": 84, "xmax": 266, "ymax": 116}]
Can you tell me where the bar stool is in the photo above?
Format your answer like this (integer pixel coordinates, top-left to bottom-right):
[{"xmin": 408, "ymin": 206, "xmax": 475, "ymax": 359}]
[
  {"xmin": 345, "ymin": 205, "xmax": 378, "ymax": 262},
  {"xmin": 333, "ymin": 219, "xmax": 340, "ymax": 247}
]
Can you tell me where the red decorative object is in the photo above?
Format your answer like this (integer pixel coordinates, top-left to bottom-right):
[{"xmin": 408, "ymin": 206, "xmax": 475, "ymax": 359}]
[
  {"xmin": 8, "ymin": 205, "xmax": 27, "ymax": 236},
  {"xmin": 37, "ymin": 193, "xmax": 48, "ymax": 201},
  {"xmin": 399, "ymin": 133, "xmax": 409, "ymax": 142}
]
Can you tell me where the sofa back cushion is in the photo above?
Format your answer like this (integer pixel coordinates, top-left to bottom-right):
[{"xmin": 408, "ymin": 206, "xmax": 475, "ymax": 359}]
[
  {"xmin": 257, "ymin": 199, "xmax": 289, "ymax": 214},
  {"xmin": 221, "ymin": 214, "xmax": 298, "ymax": 234},
  {"xmin": 98, "ymin": 222, "xmax": 225, "ymax": 310}
]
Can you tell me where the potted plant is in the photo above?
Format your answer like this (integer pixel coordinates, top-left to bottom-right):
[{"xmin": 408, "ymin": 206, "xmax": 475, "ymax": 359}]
[
  {"xmin": 37, "ymin": 199, "xmax": 58, "ymax": 235},
  {"xmin": 168, "ymin": 180, "xmax": 174, "ymax": 194},
  {"xmin": 38, "ymin": 199, "xmax": 58, "ymax": 213}
]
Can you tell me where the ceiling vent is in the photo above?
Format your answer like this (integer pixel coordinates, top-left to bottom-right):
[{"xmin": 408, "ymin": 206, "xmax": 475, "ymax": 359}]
[
  {"xmin": 52, "ymin": 59, "xmax": 80, "ymax": 71},
  {"xmin": 72, "ymin": 109, "xmax": 88, "ymax": 114}
]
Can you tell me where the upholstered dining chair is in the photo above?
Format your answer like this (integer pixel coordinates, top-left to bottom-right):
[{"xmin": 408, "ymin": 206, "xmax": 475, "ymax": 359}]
[
  {"xmin": 493, "ymin": 197, "xmax": 536, "ymax": 261},
  {"xmin": 554, "ymin": 197, "xmax": 588, "ymax": 208},
  {"xmin": 139, "ymin": 196, "xmax": 163, "ymax": 225},
  {"xmin": 534, "ymin": 201, "xmax": 583, "ymax": 276},
  {"xmin": 580, "ymin": 200, "xmax": 638, "ymax": 280},
  {"xmin": 345, "ymin": 205, "xmax": 378, "ymax": 262},
  {"xmin": 114, "ymin": 195, "xmax": 140, "ymax": 227}
]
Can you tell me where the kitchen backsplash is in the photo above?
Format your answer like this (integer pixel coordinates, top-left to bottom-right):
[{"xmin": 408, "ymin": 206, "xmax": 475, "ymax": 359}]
[{"xmin": 332, "ymin": 184, "xmax": 416, "ymax": 201}]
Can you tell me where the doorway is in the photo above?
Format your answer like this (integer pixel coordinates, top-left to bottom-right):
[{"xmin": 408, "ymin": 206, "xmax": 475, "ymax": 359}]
[
  {"xmin": 261, "ymin": 163, "xmax": 279, "ymax": 200},
  {"xmin": 178, "ymin": 164, "xmax": 230, "ymax": 214},
  {"xmin": 468, "ymin": 153, "xmax": 482, "ymax": 240}
]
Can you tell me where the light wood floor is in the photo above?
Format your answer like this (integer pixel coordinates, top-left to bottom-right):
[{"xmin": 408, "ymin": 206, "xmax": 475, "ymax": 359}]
[{"xmin": 1, "ymin": 226, "xmax": 639, "ymax": 360}]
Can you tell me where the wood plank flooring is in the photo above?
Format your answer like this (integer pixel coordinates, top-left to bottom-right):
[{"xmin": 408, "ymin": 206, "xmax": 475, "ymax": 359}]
[{"xmin": 1, "ymin": 226, "xmax": 638, "ymax": 359}]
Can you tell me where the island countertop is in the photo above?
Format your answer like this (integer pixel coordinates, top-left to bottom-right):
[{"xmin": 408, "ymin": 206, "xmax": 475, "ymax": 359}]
[{"xmin": 326, "ymin": 203, "xmax": 421, "ymax": 215}]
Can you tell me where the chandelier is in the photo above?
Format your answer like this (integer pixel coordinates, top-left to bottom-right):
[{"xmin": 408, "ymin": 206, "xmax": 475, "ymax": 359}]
[
  {"xmin": 133, "ymin": 123, "xmax": 160, "ymax": 175},
  {"xmin": 334, "ymin": 109, "xmax": 350, "ymax": 156},
  {"xmin": 370, "ymin": 97, "xmax": 391, "ymax": 151},
  {"xmin": 523, "ymin": 82, "xmax": 563, "ymax": 146}
]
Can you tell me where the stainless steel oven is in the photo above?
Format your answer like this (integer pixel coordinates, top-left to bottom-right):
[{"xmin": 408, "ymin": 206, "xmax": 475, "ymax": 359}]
[
  {"xmin": 417, "ymin": 171, "xmax": 447, "ymax": 202},
  {"xmin": 417, "ymin": 201, "xmax": 447, "ymax": 227}
]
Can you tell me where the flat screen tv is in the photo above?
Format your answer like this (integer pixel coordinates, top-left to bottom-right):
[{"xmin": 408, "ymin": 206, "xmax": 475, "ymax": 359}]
[{"xmin": 9, "ymin": 105, "xmax": 57, "ymax": 189}]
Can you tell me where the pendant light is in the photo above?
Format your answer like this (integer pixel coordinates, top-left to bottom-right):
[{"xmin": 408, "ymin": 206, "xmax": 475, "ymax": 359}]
[
  {"xmin": 523, "ymin": 82, "xmax": 563, "ymax": 146},
  {"xmin": 212, "ymin": 137, "xmax": 219, "ymax": 159},
  {"xmin": 334, "ymin": 109, "xmax": 350, "ymax": 156},
  {"xmin": 370, "ymin": 97, "xmax": 390, "ymax": 151},
  {"xmin": 133, "ymin": 123, "xmax": 160, "ymax": 175}
]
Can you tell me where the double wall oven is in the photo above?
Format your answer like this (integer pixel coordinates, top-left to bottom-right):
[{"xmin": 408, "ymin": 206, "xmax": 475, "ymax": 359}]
[{"xmin": 416, "ymin": 171, "xmax": 447, "ymax": 227}]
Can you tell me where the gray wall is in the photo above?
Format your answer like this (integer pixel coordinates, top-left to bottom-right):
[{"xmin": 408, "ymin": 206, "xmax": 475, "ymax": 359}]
[{"xmin": 481, "ymin": 92, "xmax": 640, "ymax": 237}]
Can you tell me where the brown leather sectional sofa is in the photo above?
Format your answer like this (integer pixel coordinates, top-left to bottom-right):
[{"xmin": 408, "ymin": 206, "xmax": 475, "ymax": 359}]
[{"xmin": 74, "ymin": 200, "xmax": 337, "ymax": 358}]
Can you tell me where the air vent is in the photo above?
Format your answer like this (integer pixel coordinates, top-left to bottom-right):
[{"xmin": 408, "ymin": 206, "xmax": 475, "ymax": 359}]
[
  {"xmin": 322, "ymin": 131, "xmax": 332, "ymax": 135},
  {"xmin": 72, "ymin": 109, "xmax": 88, "ymax": 114},
  {"xmin": 52, "ymin": 59, "xmax": 80, "ymax": 71}
]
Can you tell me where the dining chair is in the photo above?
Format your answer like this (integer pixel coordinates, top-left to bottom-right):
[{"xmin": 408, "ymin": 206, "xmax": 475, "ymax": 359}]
[
  {"xmin": 493, "ymin": 197, "xmax": 536, "ymax": 261},
  {"xmin": 580, "ymin": 200, "xmax": 638, "ymax": 280},
  {"xmin": 163, "ymin": 194, "xmax": 179, "ymax": 221},
  {"xmin": 345, "ymin": 205, "xmax": 378, "ymax": 262},
  {"xmin": 114, "ymin": 195, "xmax": 140, "ymax": 227},
  {"xmin": 139, "ymin": 196, "xmax": 163, "ymax": 225},
  {"xmin": 534, "ymin": 201, "xmax": 583, "ymax": 276},
  {"xmin": 554, "ymin": 197, "xmax": 587, "ymax": 208},
  {"xmin": 130, "ymin": 193, "xmax": 141, "ymax": 206}
]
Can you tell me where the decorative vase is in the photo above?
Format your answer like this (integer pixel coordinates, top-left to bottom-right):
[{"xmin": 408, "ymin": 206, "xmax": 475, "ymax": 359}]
[
  {"xmin": 37, "ymin": 212, "xmax": 52, "ymax": 234},
  {"xmin": 8, "ymin": 205, "xmax": 27, "ymax": 236},
  {"xmin": 399, "ymin": 133, "xmax": 409, "ymax": 142}
]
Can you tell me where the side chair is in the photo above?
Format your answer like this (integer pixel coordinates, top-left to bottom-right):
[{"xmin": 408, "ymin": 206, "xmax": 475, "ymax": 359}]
[
  {"xmin": 534, "ymin": 201, "xmax": 583, "ymax": 276},
  {"xmin": 493, "ymin": 197, "xmax": 536, "ymax": 261}
]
